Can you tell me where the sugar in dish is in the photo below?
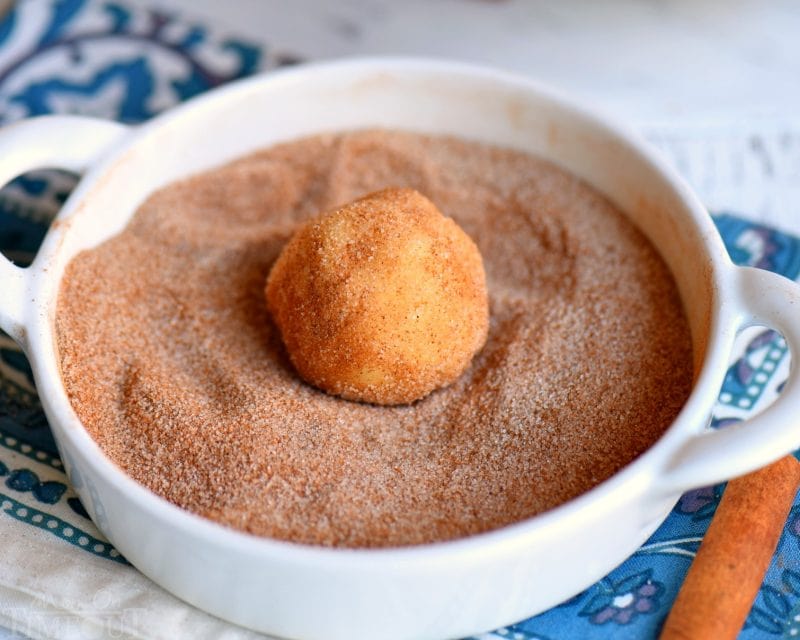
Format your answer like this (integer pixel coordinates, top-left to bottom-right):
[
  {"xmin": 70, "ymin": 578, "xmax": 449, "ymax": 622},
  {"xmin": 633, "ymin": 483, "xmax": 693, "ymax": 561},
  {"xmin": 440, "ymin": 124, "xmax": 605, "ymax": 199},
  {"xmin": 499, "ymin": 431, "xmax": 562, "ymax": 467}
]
[{"xmin": 56, "ymin": 130, "xmax": 693, "ymax": 548}]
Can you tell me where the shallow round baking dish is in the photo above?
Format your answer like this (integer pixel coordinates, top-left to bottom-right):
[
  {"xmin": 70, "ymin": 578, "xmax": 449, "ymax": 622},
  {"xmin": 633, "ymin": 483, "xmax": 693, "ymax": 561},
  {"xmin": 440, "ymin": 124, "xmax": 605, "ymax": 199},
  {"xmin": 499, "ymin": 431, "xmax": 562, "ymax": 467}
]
[{"xmin": 1, "ymin": 58, "xmax": 799, "ymax": 640}]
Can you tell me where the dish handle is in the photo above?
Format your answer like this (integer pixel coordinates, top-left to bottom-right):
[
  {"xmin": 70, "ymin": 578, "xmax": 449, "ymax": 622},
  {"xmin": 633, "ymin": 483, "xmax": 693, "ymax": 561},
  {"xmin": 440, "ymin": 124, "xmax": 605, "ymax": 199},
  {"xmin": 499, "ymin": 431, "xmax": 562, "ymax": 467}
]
[
  {"xmin": 660, "ymin": 266, "xmax": 800, "ymax": 495},
  {"xmin": 0, "ymin": 116, "xmax": 130, "ymax": 346}
]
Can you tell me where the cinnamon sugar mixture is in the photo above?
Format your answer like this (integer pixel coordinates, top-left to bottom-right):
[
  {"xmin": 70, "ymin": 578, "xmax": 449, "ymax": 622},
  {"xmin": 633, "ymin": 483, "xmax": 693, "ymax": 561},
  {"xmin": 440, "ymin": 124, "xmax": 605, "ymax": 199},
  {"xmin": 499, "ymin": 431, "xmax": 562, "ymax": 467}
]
[{"xmin": 56, "ymin": 130, "xmax": 693, "ymax": 548}]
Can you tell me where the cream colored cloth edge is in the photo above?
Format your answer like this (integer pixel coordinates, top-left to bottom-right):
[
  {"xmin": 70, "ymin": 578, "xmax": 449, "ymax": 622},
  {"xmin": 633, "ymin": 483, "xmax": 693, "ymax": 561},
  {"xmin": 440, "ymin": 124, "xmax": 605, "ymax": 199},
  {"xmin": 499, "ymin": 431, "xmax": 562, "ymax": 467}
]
[{"xmin": 0, "ymin": 516, "xmax": 269, "ymax": 640}]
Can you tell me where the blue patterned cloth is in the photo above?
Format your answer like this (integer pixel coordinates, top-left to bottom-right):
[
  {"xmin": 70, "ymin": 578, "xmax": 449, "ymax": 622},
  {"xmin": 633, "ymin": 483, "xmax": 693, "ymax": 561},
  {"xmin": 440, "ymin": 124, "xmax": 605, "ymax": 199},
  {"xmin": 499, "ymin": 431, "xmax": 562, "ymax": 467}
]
[{"xmin": 0, "ymin": 2, "xmax": 799, "ymax": 639}]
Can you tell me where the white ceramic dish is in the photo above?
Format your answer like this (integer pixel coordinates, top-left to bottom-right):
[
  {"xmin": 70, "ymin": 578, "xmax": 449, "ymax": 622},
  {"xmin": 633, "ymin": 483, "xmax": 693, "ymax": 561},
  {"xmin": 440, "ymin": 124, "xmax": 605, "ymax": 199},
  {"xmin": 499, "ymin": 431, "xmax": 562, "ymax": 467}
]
[{"xmin": 0, "ymin": 58, "xmax": 799, "ymax": 640}]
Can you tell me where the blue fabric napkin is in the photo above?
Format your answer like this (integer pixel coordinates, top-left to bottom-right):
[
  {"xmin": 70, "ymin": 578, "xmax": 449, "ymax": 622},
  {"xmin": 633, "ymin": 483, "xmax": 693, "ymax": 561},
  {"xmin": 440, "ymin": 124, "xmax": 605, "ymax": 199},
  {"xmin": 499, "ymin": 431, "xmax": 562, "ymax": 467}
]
[{"xmin": 0, "ymin": 2, "xmax": 798, "ymax": 639}]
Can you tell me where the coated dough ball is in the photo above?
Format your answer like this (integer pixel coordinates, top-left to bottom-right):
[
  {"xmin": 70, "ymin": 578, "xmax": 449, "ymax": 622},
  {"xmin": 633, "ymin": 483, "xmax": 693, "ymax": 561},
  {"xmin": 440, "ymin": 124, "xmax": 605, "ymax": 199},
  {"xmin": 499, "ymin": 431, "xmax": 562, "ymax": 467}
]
[{"xmin": 266, "ymin": 187, "xmax": 489, "ymax": 405}]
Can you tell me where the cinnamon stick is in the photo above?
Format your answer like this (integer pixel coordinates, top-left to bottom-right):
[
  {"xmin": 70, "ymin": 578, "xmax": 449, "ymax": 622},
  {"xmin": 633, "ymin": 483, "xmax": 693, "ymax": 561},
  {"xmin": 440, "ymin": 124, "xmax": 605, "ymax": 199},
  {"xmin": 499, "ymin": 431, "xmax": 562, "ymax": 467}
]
[{"xmin": 660, "ymin": 455, "xmax": 800, "ymax": 640}]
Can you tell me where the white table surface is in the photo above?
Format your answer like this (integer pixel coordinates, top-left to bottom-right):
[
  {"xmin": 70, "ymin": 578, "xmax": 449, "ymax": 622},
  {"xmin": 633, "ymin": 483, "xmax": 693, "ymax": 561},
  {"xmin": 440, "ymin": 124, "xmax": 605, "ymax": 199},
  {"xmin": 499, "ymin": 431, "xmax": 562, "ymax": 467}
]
[{"xmin": 127, "ymin": 0, "xmax": 800, "ymax": 235}]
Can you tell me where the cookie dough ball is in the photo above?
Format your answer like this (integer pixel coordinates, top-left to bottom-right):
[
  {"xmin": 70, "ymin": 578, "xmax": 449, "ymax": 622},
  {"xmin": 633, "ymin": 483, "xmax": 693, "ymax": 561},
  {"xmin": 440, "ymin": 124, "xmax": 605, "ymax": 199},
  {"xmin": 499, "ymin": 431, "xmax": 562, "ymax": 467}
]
[{"xmin": 266, "ymin": 187, "xmax": 489, "ymax": 405}]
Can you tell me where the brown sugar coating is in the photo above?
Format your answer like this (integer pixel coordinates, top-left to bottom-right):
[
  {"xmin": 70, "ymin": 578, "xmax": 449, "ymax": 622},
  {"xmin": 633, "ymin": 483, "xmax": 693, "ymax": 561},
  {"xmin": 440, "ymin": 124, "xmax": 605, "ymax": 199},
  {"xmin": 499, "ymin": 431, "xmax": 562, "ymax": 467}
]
[
  {"xmin": 266, "ymin": 187, "xmax": 489, "ymax": 405},
  {"xmin": 56, "ymin": 130, "xmax": 694, "ymax": 548}
]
